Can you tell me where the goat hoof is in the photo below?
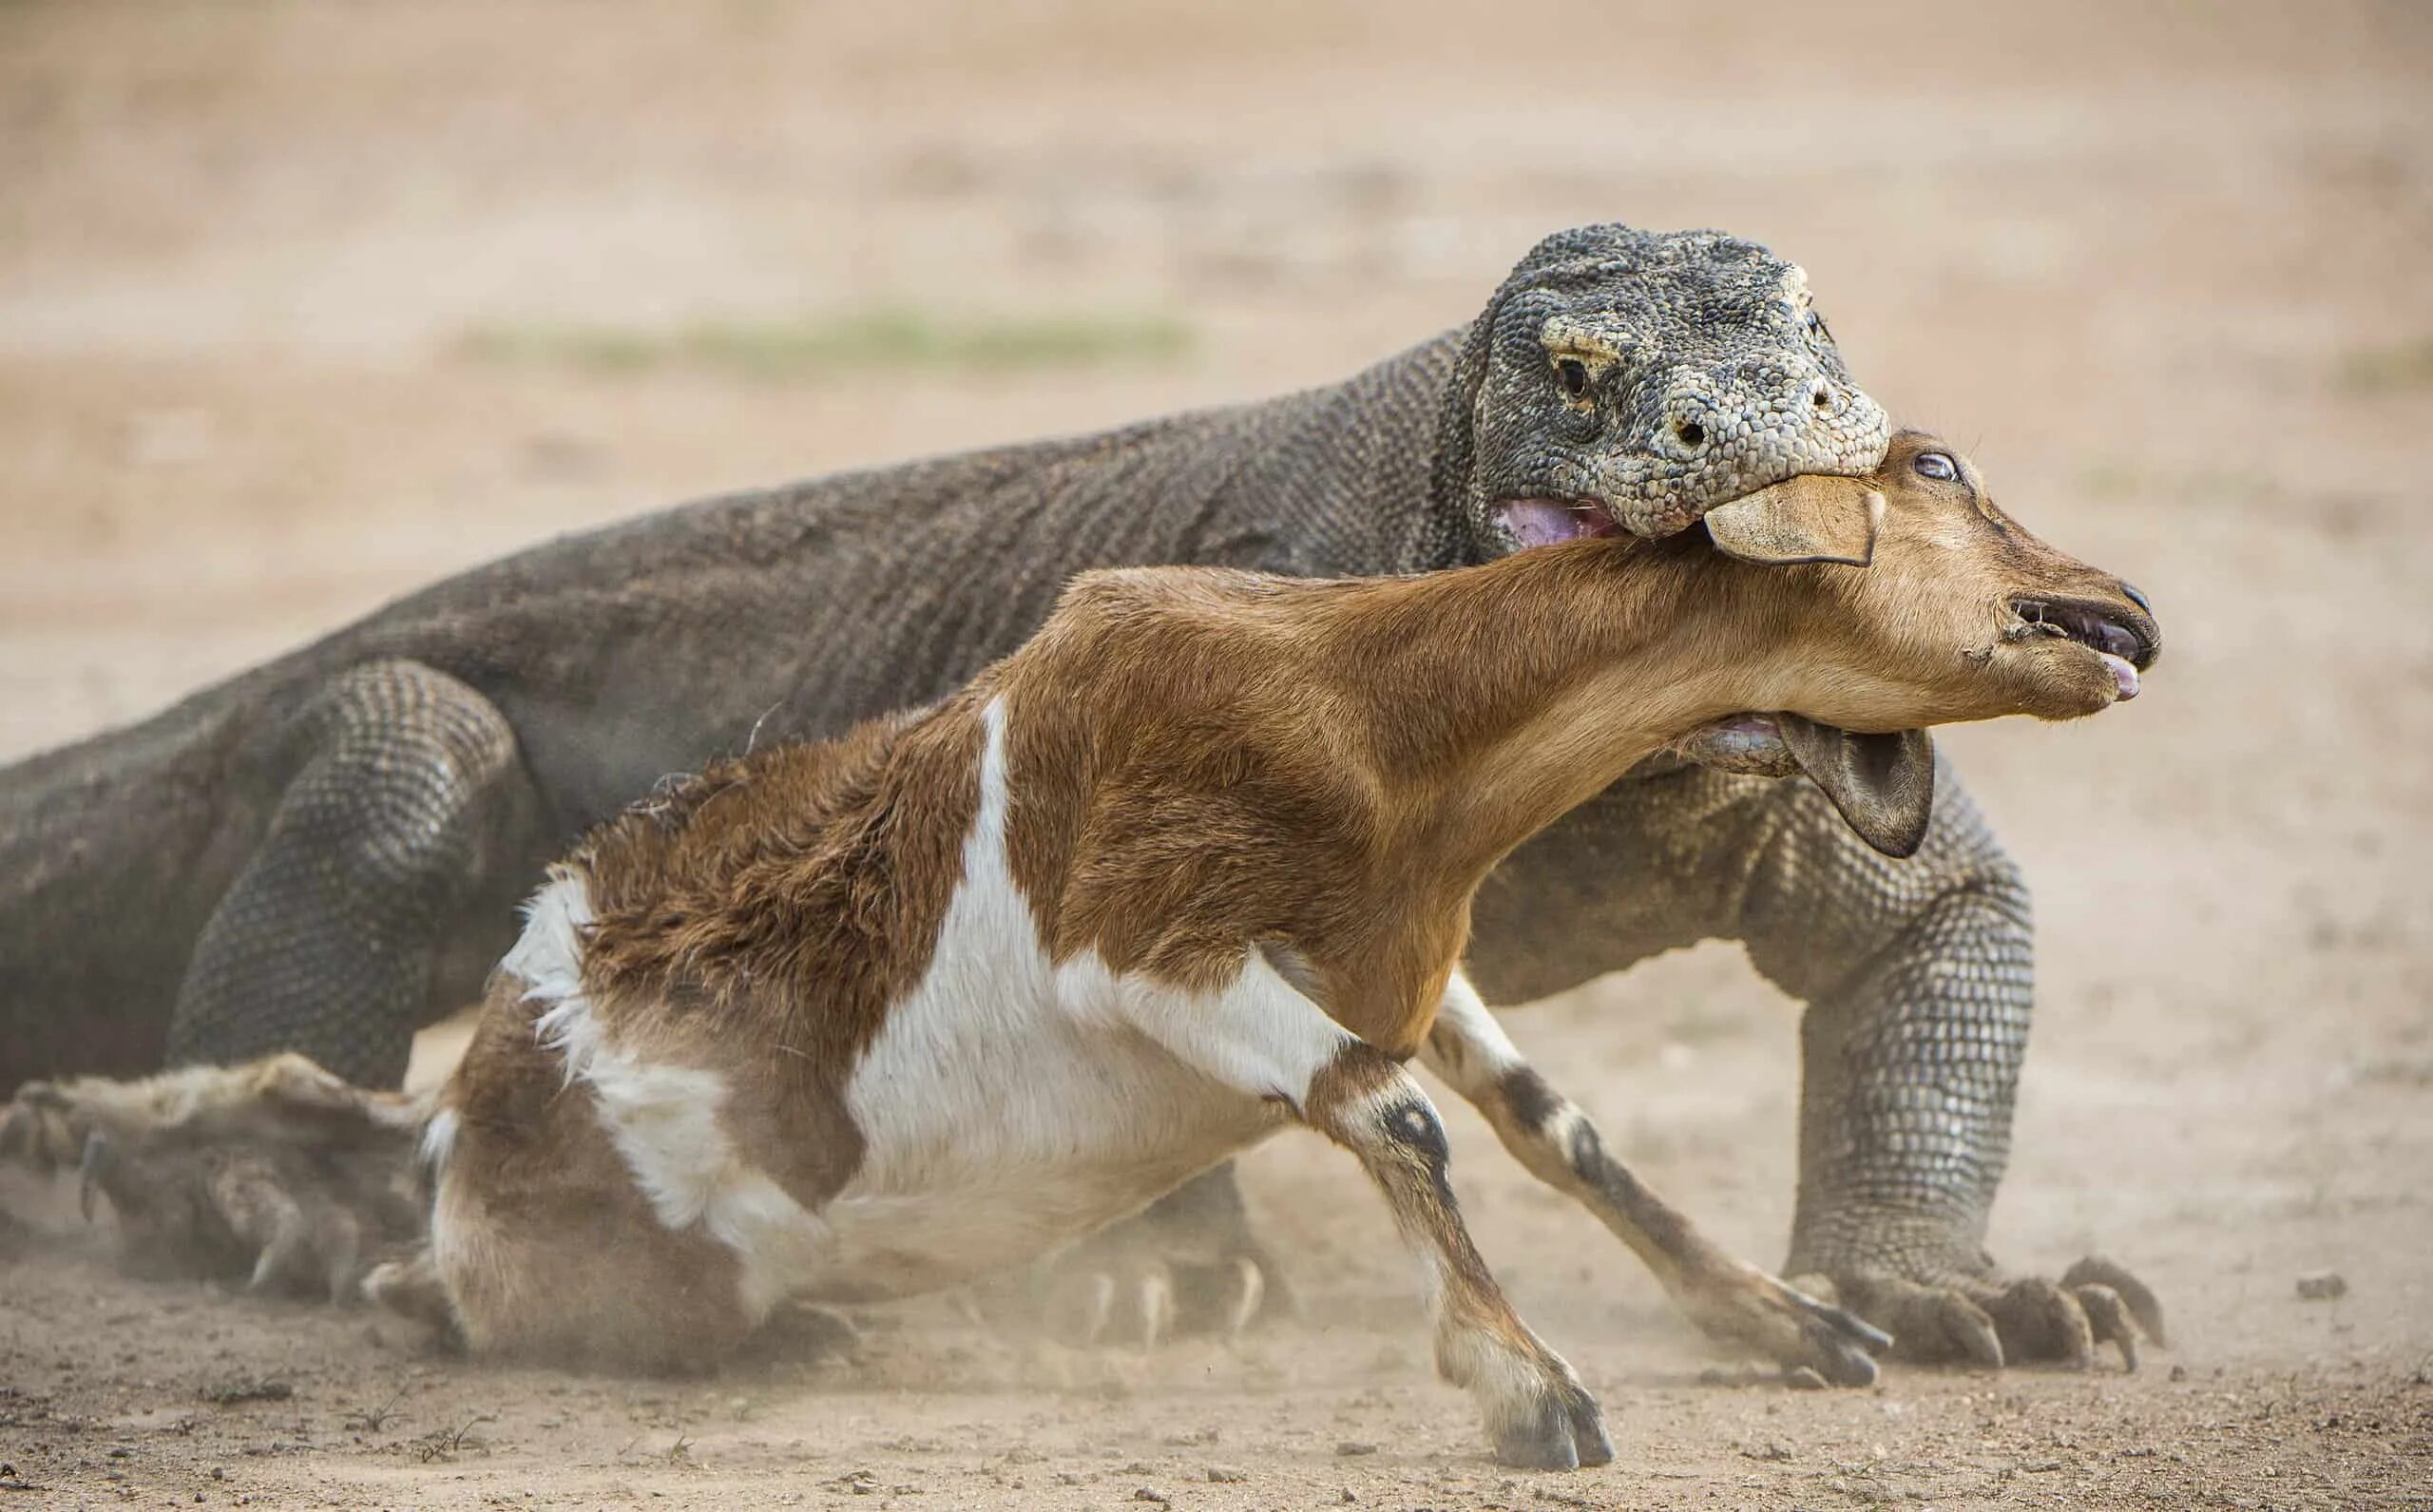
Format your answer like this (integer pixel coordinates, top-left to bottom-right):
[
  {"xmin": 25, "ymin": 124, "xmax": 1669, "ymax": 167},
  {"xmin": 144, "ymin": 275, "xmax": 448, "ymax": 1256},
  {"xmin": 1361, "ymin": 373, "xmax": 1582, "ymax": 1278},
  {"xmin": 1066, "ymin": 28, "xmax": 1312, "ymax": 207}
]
[
  {"xmin": 1490, "ymin": 1374, "xmax": 1610, "ymax": 1471},
  {"xmin": 1682, "ymin": 1259, "xmax": 1889, "ymax": 1387}
]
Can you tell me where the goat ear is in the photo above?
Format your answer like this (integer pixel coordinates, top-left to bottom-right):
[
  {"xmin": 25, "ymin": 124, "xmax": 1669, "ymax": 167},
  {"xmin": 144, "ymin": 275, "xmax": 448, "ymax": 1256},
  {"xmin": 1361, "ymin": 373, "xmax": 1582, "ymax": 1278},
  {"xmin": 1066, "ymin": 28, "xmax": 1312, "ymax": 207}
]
[
  {"xmin": 1703, "ymin": 476, "xmax": 1884, "ymax": 567},
  {"xmin": 1776, "ymin": 717, "xmax": 1936, "ymax": 858}
]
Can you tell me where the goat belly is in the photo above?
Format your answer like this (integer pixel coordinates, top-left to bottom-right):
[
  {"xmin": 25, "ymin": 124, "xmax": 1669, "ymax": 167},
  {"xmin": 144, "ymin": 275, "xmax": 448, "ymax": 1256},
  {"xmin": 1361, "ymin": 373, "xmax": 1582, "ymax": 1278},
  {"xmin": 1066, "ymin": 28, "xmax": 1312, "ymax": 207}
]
[{"xmin": 815, "ymin": 947, "xmax": 1286, "ymax": 1298}]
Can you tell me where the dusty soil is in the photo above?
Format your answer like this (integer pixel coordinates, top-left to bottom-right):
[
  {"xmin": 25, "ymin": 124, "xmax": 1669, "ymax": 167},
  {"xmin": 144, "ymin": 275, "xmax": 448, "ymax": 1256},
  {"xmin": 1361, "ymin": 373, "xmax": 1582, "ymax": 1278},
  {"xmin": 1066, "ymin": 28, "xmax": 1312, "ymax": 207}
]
[{"xmin": 3, "ymin": 1, "xmax": 2431, "ymax": 1506}]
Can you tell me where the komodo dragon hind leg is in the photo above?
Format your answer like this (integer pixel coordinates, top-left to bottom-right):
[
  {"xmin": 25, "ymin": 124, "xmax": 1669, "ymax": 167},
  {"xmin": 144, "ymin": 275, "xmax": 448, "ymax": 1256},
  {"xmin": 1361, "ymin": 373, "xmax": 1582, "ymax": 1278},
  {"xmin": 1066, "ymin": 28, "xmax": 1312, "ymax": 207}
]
[
  {"xmin": 165, "ymin": 660, "xmax": 539, "ymax": 1088},
  {"xmin": 1, "ymin": 1055, "xmax": 423, "ymax": 1294}
]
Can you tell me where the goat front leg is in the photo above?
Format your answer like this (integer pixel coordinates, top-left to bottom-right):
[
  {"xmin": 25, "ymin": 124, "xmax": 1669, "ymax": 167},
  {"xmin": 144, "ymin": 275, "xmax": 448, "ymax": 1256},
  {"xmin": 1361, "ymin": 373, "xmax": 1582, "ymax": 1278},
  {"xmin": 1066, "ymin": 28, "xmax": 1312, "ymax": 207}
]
[
  {"xmin": 1422, "ymin": 974, "xmax": 1888, "ymax": 1387},
  {"xmin": 1122, "ymin": 957, "xmax": 1609, "ymax": 1471}
]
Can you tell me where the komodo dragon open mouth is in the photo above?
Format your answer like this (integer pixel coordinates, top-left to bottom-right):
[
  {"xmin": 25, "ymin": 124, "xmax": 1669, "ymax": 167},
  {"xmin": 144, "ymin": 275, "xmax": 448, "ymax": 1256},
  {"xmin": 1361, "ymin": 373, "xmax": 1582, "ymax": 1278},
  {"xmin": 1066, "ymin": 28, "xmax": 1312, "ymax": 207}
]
[{"xmin": 1495, "ymin": 498, "xmax": 1628, "ymax": 550}]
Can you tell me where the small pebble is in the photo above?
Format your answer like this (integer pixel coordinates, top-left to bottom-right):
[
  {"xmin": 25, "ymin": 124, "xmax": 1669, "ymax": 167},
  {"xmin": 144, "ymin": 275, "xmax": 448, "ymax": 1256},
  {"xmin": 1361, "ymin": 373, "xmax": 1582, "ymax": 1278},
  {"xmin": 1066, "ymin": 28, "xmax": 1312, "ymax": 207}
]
[
  {"xmin": 2295, "ymin": 1271, "xmax": 2347, "ymax": 1301},
  {"xmin": 1335, "ymin": 1440, "xmax": 1378, "ymax": 1457}
]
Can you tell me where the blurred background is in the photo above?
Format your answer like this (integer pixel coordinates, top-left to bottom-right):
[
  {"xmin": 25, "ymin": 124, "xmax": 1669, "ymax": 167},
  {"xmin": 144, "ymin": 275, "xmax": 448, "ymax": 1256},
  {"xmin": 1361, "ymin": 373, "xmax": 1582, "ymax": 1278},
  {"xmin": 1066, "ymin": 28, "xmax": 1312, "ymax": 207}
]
[{"xmin": 1, "ymin": 1, "xmax": 2427, "ymax": 1503}]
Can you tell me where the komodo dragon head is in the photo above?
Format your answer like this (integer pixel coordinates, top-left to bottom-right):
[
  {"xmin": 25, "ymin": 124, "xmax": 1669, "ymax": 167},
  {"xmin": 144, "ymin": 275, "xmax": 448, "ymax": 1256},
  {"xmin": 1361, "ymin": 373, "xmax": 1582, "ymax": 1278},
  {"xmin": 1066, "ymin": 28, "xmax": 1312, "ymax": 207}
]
[{"xmin": 1433, "ymin": 223, "xmax": 1890, "ymax": 550}]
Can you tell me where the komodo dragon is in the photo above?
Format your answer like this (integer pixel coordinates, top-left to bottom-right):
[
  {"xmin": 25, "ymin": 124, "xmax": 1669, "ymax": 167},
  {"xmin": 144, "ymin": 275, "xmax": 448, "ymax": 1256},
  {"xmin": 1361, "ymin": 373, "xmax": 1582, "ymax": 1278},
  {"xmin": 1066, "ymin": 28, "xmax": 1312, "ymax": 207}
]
[{"xmin": 0, "ymin": 223, "xmax": 2158, "ymax": 1372}]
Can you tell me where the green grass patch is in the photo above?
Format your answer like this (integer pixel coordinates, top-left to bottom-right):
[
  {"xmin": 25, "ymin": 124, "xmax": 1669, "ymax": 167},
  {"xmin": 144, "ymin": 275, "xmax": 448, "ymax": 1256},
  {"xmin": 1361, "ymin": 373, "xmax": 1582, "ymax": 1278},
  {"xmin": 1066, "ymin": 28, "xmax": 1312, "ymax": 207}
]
[
  {"xmin": 457, "ymin": 305, "xmax": 1194, "ymax": 380},
  {"xmin": 2333, "ymin": 337, "xmax": 2433, "ymax": 394}
]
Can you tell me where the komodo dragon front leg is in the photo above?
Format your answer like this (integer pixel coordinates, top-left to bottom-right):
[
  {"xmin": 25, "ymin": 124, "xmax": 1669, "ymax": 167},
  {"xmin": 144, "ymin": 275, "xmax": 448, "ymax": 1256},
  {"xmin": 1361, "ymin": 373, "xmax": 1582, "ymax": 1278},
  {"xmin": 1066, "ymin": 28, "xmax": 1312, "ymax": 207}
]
[
  {"xmin": 165, "ymin": 659, "xmax": 542, "ymax": 1086},
  {"xmin": 1465, "ymin": 756, "xmax": 2165, "ymax": 1370}
]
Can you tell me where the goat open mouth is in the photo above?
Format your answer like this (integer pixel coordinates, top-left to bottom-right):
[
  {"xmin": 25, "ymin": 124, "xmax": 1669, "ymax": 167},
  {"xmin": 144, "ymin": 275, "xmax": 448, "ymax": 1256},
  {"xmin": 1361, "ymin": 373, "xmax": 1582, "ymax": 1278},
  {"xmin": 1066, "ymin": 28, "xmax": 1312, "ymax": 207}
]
[{"xmin": 2008, "ymin": 597, "xmax": 2154, "ymax": 699}]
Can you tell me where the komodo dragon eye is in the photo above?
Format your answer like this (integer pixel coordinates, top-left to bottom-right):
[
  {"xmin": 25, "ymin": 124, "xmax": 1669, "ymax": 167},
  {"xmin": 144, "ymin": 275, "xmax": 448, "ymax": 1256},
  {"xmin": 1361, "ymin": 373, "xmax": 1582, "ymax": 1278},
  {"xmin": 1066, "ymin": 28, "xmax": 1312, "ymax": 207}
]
[
  {"xmin": 1806, "ymin": 308, "xmax": 1834, "ymax": 343},
  {"xmin": 1912, "ymin": 450, "xmax": 1960, "ymax": 482},
  {"xmin": 1554, "ymin": 357, "xmax": 1592, "ymax": 401}
]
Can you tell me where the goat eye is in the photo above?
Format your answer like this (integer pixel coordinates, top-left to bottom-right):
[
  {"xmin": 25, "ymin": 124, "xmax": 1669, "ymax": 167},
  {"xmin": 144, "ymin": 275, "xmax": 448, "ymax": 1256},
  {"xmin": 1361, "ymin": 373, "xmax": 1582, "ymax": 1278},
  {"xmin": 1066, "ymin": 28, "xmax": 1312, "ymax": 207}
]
[
  {"xmin": 1912, "ymin": 450, "xmax": 1959, "ymax": 481},
  {"xmin": 1554, "ymin": 357, "xmax": 1591, "ymax": 401}
]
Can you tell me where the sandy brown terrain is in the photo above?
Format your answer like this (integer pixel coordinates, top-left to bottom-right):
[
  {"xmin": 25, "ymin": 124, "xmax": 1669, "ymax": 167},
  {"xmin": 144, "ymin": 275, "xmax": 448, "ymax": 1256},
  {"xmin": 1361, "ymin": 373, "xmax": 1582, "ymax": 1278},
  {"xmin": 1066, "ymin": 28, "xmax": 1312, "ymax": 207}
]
[{"xmin": 3, "ymin": 1, "xmax": 2431, "ymax": 1506}]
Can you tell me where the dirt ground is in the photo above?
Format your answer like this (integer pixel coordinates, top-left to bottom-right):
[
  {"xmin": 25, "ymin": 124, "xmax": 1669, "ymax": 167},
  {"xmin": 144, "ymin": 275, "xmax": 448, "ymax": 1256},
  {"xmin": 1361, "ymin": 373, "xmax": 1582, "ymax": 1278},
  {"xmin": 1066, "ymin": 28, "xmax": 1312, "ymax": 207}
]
[{"xmin": 3, "ymin": 2, "xmax": 2431, "ymax": 1507}]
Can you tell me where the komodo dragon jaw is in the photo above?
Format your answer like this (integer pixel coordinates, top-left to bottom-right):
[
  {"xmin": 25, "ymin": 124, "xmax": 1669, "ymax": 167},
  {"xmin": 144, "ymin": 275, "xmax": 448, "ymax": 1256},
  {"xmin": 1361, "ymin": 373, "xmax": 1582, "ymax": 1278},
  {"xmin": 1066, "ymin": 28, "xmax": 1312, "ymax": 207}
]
[{"xmin": 1435, "ymin": 224, "xmax": 1891, "ymax": 551}]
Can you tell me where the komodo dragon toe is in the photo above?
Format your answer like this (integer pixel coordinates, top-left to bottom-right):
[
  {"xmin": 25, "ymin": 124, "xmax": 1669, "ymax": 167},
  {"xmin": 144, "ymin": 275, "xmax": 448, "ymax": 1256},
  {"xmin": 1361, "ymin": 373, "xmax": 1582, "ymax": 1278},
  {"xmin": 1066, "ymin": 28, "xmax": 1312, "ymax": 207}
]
[{"xmin": 1790, "ymin": 1257, "xmax": 2164, "ymax": 1372}]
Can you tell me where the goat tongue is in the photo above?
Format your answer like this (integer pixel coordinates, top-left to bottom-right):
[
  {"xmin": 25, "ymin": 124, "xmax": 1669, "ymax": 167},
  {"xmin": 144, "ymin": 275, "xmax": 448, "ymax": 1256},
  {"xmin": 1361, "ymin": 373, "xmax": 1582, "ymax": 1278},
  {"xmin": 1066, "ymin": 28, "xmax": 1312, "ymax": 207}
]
[{"xmin": 1774, "ymin": 716, "xmax": 1937, "ymax": 859}]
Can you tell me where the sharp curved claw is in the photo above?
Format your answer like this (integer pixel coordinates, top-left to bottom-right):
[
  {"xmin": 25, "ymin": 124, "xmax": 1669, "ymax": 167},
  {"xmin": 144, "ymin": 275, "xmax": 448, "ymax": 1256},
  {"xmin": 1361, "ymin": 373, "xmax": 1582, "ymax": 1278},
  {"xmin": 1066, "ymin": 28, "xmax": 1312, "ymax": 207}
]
[
  {"xmin": 77, "ymin": 1132, "xmax": 109, "ymax": 1223},
  {"xmin": 2005, "ymin": 1277, "xmax": 2096, "ymax": 1370},
  {"xmin": 2060, "ymin": 1254, "xmax": 2167, "ymax": 1348},
  {"xmin": 1132, "ymin": 1269, "xmax": 1176, "ymax": 1354},
  {"xmin": 1935, "ymin": 1292, "xmax": 2005, "ymax": 1369},
  {"xmin": 2072, "ymin": 1284, "xmax": 2140, "ymax": 1372},
  {"xmin": 1796, "ymin": 1291, "xmax": 1895, "ymax": 1354}
]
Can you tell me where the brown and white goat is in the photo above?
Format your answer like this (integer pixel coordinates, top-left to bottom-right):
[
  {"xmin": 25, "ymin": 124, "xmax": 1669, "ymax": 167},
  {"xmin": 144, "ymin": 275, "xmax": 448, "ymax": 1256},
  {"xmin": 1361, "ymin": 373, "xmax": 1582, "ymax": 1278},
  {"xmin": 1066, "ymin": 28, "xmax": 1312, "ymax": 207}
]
[
  {"xmin": 312, "ymin": 431, "xmax": 2154, "ymax": 1468},
  {"xmin": 0, "ymin": 433, "xmax": 2151, "ymax": 1461}
]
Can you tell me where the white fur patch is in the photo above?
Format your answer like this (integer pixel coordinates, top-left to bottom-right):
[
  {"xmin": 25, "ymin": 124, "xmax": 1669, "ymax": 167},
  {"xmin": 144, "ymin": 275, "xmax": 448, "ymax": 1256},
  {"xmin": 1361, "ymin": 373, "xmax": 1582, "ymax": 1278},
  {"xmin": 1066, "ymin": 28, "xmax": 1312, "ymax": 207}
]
[
  {"xmin": 419, "ymin": 1107, "xmax": 459, "ymax": 1173},
  {"xmin": 502, "ymin": 867, "xmax": 593, "ymax": 1006},
  {"xmin": 506, "ymin": 871, "xmax": 833, "ymax": 1320},
  {"xmin": 1420, "ymin": 972, "xmax": 1527, "ymax": 1099},
  {"xmin": 821, "ymin": 699, "xmax": 1361, "ymax": 1294}
]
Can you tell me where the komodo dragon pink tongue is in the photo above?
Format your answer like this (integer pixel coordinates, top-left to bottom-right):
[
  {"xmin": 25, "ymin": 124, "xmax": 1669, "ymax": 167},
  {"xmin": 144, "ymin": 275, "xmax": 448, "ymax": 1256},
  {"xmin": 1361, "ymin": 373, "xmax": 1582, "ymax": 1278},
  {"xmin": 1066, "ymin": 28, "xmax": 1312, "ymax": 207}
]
[{"xmin": 1775, "ymin": 715, "xmax": 1936, "ymax": 860}]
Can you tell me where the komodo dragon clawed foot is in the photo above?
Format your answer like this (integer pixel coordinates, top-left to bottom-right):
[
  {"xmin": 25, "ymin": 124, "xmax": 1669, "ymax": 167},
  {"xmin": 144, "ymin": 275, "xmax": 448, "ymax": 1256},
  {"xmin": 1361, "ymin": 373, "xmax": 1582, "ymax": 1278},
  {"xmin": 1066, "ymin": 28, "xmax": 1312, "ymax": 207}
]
[
  {"xmin": 1789, "ymin": 1257, "xmax": 2164, "ymax": 1372},
  {"xmin": 0, "ymin": 1055, "xmax": 423, "ymax": 1298},
  {"xmin": 996, "ymin": 1171, "xmax": 1295, "ymax": 1351}
]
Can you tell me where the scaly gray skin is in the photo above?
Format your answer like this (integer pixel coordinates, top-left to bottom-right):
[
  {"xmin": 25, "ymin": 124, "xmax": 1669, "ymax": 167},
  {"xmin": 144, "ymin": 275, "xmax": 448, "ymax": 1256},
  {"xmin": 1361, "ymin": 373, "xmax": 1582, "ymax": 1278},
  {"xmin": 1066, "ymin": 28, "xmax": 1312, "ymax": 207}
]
[{"xmin": 0, "ymin": 223, "xmax": 2154, "ymax": 1371}]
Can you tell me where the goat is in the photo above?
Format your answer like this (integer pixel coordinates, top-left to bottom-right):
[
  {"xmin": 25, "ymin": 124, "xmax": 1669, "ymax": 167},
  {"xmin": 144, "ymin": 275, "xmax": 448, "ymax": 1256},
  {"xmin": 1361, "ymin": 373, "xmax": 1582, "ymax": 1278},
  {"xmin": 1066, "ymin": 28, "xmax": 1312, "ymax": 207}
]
[{"xmin": 11, "ymin": 431, "xmax": 2157, "ymax": 1470}]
